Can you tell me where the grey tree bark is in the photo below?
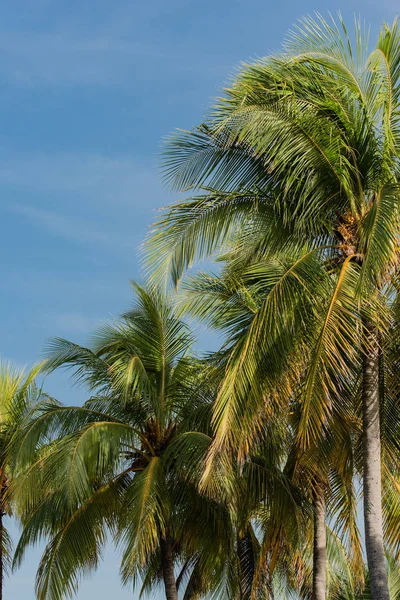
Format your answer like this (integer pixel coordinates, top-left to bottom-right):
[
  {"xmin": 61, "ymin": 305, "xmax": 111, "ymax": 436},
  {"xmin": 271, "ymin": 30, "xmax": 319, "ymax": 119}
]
[
  {"xmin": 312, "ymin": 488, "xmax": 326, "ymax": 600},
  {"xmin": 362, "ymin": 323, "xmax": 390, "ymax": 600},
  {"xmin": 160, "ymin": 535, "xmax": 178, "ymax": 600}
]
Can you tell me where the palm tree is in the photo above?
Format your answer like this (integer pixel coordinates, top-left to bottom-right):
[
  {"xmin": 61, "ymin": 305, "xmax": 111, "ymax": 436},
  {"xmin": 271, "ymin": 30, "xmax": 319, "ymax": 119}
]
[
  {"xmin": 147, "ymin": 15, "xmax": 400, "ymax": 599},
  {"xmin": 11, "ymin": 284, "xmax": 228, "ymax": 600},
  {"xmin": 179, "ymin": 266, "xmax": 367, "ymax": 600},
  {"xmin": 335, "ymin": 554, "xmax": 400, "ymax": 600},
  {"xmin": 0, "ymin": 361, "xmax": 43, "ymax": 599}
]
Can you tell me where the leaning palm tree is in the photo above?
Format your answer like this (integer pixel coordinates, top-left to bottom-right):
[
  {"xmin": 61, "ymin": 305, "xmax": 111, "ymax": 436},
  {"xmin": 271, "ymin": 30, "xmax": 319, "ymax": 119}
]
[
  {"xmin": 0, "ymin": 361, "xmax": 43, "ymax": 599},
  {"xmin": 147, "ymin": 15, "xmax": 400, "ymax": 599},
  {"xmin": 11, "ymin": 284, "xmax": 228, "ymax": 600}
]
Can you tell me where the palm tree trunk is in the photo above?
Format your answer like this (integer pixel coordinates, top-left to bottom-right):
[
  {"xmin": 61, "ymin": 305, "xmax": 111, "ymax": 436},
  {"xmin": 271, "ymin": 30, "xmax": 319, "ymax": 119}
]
[
  {"xmin": 160, "ymin": 535, "xmax": 178, "ymax": 600},
  {"xmin": 312, "ymin": 488, "xmax": 326, "ymax": 600},
  {"xmin": 0, "ymin": 511, "xmax": 3, "ymax": 600},
  {"xmin": 237, "ymin": 529, "xmax": 255, "ymax": 599},
  {"xmin": 362, "ymin": 323, "xmax": 390, "ymax": 600}
]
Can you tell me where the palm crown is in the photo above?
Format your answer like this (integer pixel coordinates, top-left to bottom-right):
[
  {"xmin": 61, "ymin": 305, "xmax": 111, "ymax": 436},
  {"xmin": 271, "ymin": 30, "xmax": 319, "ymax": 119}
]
[
  {"xmin": 147, "ymin": 15, "xmax": 400, "ymax": 600},
  {"xmin": 12, "ymin": 284, "xmax": 231, "ymax": 600},
  {"xmin": 0, "ymin": 362, "xmax": 43, "ymax": 599}
]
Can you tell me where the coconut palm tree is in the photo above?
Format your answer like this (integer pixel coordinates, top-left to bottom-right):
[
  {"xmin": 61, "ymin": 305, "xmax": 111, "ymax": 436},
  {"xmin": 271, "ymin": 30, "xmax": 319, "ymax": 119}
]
[
  {"xmin": 11, "ymin": 284, "xmax": 229, "ymax": 600},
  {"xmin": 335, "ymin": 554, "xmax": 400, "ymax": 600},
  {"xmin": 147, "ymin": 16, "xmax": 400, "ymax": 599},
  {"xmin": 0, "ymin": 361, "xmax": 43, "ymax": 599},
  {"xmin": 178, "ymin": 265, "xmax": 368, "ymax": 599}
]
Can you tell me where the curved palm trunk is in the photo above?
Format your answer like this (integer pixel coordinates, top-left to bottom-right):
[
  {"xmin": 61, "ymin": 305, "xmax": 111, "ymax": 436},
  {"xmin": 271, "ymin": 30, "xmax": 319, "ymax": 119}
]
[
  {"xmin": 312, "ymin": 489, "xmax": 326, "ymax": 600},
  {"xmin": 362, "ymin": 324, "xmax": 390, "ymax": 600},
  {"xmin": 160, "ymin": 535, "xmax": 178, "ymax": 600}
]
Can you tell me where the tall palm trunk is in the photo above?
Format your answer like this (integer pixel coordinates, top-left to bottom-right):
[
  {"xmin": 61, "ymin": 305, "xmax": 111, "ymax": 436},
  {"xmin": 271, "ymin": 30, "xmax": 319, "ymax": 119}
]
[
  {"xmin": 312, "ymin": 487, "xmax": 326, "ymax": 600},
  {"xmin": 362, "ymin": 323, "xmax": 390, "ymax": 600},
  {"xmin": 0, "ymin": 513, "xmax": 3, "ymax": 600},
  {"xmin": 160, "ymin": 535, "xmax": 178, "ymax": 600}
]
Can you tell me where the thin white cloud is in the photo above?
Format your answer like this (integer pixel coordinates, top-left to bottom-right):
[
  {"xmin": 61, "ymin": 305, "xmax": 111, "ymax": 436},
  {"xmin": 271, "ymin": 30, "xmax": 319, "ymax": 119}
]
[
  {"xmin": 46, "ymin": 312, "xmax": 102, "ymax": 335},
  {"xmin": 0, "ymin": 152, "xmax": 162, "ymax": 206},
  {"xmin": 0, "ymin": 267, "xmax": 124, "ymax": 294},
  {"xmin": 0, "ymin": 31, "xmax": 171, "ymax": 86},
  {"xmin": 10, "ymin": 203, "xmax": 112, "ymax": 245},
  {"xmin": 0, "ymin": 8, "xmax": 230, "ymax": 89},
  {"xmin": 1, "ymin": 151, "xmax": 169, "ymax": 253}
]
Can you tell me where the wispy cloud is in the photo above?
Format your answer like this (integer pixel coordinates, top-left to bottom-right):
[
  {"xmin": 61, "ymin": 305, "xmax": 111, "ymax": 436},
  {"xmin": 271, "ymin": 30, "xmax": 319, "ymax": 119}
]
[
  {"xmin": 10, "ymin": 203, "xmax": 115, "ymax": 246},
  {"xmin": 46, "ymin": 311, "xmax": 103, "ymax": 335},
  {"xmin": 0, "ymin": 31, "xmax": 172, "ymax": 86},
  {"xmin": 0, "ymin": 24, "xmax": 226, "ymax": 88},
  {"xmin": 0, "ymin": 152, "xmax": 163, "ymax": 206},
  {"xmin": 0, "ymin": 0, "xmax": 231, "ymax": 90},
  {"xmin": 1, "ymin": 151, "xmax": 168, "ymax": 253}
]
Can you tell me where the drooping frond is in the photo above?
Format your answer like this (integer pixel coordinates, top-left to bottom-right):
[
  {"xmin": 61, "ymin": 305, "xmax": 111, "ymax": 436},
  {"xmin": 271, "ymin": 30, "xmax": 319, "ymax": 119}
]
[{"xmin": 119, "ymin": 456, "xmax": 166, "ymax": 580}]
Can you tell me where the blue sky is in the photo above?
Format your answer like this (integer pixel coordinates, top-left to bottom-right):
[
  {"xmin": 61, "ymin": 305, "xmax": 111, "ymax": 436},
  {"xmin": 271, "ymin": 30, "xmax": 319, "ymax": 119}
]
[{"xmin": 0, "ymin": 0, "xmax": 397, "ymax": 597}]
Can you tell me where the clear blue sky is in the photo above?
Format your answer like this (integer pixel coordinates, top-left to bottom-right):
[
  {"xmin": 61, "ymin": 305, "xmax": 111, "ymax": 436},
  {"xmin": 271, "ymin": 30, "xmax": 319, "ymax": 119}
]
[{"xmin": 0, "ymin": 0, "xmax": 396, "ymax": 597}]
